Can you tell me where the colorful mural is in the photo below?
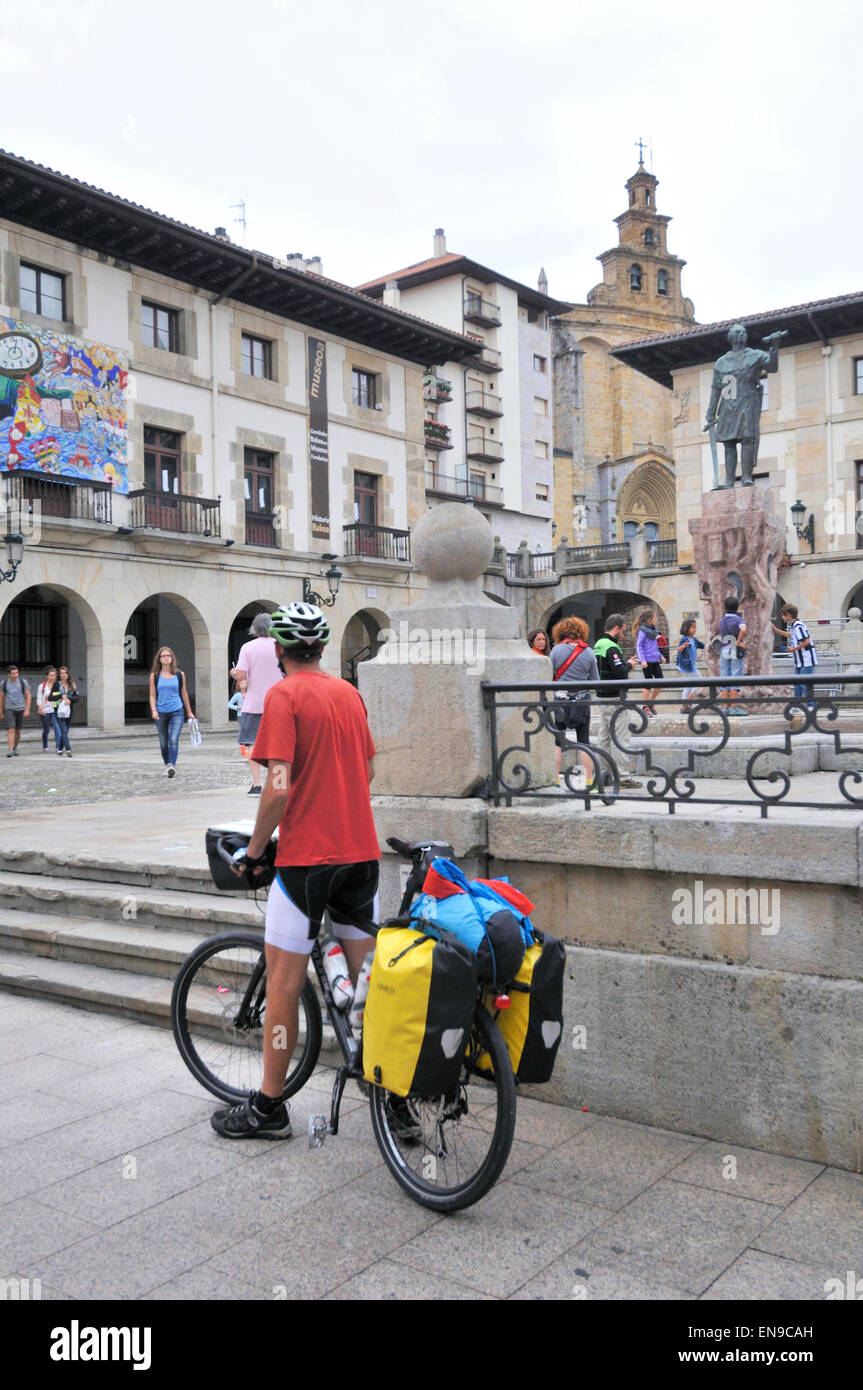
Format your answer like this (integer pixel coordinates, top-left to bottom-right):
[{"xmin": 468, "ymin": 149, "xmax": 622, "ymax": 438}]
[{"xmin": 0, "ymin": 318, "xmax": 128, "ymax": 492}]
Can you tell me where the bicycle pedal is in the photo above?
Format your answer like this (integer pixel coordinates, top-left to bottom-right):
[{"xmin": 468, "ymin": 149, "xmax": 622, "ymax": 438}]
[{"xmin": 308, "ymin": 1114, "xmax": 329, "ymax": 1149}]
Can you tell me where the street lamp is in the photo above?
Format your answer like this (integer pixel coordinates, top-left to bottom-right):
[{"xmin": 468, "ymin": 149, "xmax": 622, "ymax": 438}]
[
  {"xmin": 790, "ymin": 499, "xmax": 815, "ymax": 555},
  {"xmin": 1, "ymin": 529, "xmax": 24, "ymax": 584},
  {"xmin": 303, "ymin": 562, "xmax": 342, "ymax": 608}
]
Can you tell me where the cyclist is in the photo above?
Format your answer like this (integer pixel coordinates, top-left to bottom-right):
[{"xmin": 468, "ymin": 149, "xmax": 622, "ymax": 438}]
[{"xmin": 211, "ymin": 601, "xmax": 380, "ymax": 1141}]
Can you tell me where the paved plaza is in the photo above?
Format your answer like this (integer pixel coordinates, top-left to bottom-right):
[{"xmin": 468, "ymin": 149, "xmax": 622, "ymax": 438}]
[{"xmin": 1, "ymin": 991, "xmax": 861, "ymax": 1301}]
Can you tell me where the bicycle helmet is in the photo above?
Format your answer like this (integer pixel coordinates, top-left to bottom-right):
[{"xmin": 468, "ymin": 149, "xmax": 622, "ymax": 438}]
[{"xmin": 268, "ymin": 602, "xmax": 330, "ymax": 649}]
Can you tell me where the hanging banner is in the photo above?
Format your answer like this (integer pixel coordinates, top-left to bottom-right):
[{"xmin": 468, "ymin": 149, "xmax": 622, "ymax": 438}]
[{"xmin": 307, "ymin": 336, "xmax": 330, "ymax": 540}]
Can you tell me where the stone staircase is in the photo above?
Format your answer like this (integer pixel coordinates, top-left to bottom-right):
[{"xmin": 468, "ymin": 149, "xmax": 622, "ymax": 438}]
[{"xmin": 0, "ymin": 849, "xmax": 265, "ymax": 1027}]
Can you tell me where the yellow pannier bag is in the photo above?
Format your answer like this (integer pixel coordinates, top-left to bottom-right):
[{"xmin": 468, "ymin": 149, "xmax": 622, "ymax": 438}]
[
  {"xmin": 477, "ymin": 930, "xmax": 565, "ymax": 1084},
  {"xmin": 363, "ymin": 924, "xmax": 478, "ymax": 1098}
]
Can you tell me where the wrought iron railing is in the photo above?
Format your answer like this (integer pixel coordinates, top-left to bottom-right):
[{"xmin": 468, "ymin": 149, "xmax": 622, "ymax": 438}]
[
  {"xmin": 343, "ymin": 523, "xmax": 410, "ymax": 562},
  {"xmin": 483, "ymin": 674, "xmax": 863, "ymax": 818},
  {"xmin": 128, "ymin": 489, "xmax": 221, "ymax": 537},
  {"xmin": 425, "ymin": 471, "xmax": 503, "ymax": 504},
  {"xmin": 423, "ymin": 374, "xmax": 452, "ymax": 401},
  {"xmin": 464, "ymin": 295, "xmax": 501, "ymax": 324},
  {"xmin": 647, "ymin": 538, "xmax": 678, "ymax": 567},
  {"xmin": 563, "ymin": 542, "xmax": 631, "ymax": 570},
  {"xmin": 505, "ymin": 550, "xmax": 556, "ymax": 580},
  {"xmin": 424, "ymin": 419, "xmax": 453, "ymax": 449},
  {"xmin": 4, "ymin": 469, "xmax": 113, "ymax": 524}
]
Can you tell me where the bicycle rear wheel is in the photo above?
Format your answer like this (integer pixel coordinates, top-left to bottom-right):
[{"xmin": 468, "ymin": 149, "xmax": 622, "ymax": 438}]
[
  {"xmin": 171, "ymin": 930, "xmax": 322, "ymax": 1103},
  {"xmin": 368, "ymin": 1004, "xmax": 516, "ymax": 1213}
]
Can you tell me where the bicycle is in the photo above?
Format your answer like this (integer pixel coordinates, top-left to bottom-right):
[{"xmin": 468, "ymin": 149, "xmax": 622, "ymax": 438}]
[{"xmin": 171, "ymin": 833, "xmax": 517, "ymax": 1212}]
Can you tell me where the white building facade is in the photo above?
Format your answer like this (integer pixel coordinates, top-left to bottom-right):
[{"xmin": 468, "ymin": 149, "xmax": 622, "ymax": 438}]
[
  {"xmin": 357, "ymin": 233, "xmax": 569, "ymax": 553},
  {"xmin": 0, "ymin": 151, "xmax": 480, "ymax": 728}
]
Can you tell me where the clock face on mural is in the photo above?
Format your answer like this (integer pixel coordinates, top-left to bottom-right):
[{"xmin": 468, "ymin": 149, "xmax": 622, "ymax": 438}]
[{"xmin": 0, "ymin": 330, "xmax": 43, "ymax": 378}]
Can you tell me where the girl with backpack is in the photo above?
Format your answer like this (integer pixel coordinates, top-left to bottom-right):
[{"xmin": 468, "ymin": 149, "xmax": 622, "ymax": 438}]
[
  {"xmin": 149, "ymin": 646, "xmax": 195, "ymax": 778},
  {"xmin": 550, "ymin": 615, "xmax": 599, "ymax": 789},
  {"xmin": 675, "ymin": 619, "xmax": 705, "ymax": 712},
  {"xmin": 36, "ymin": 666, "xmax": 57, "ymax": 751}
]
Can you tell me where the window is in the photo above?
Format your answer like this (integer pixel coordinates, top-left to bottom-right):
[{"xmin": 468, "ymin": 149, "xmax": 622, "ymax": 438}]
[
  {"xmin": 536, "ymin": 483, "xmax": 549, "ymax": 502},
  {"xmin": 657, "ymin": 269, "xmax": 669, "ymax": 296},
  {"xmin": 535, "ymin": 440, "xmax": 549, "ymax": 459},
  {"xmin": 352, "ymin": 368, "xmax": 377, "ymax": 409},
  {"xmin": 645, "ymin": 189, "xmax": 651, "ymax": 207},
  {"xmin": 643, "ymin": 228, "xmax": 655, "ymax": 246},
  {"xmin": 469, "ymin": 471, "xmax": 487, "ymax": 500},
  {"xmin": 533, "ymin": 354, "xmax": 547, "ymax": 373},
  {"xmin": 244, "ymin": 448, "xmax": 276, "ymax": 546},
  {"xmin": 760, "ymin": 377, "xmax": 769, "ymax": 412},
  {"xmin": 855, "ymin": 358, "xmax": 863, "ymax": 394},
  {"xmin": 241, "ymin": 334, "xmax": 273, "ymax": 379},
  {"xmin": 534, "ymin": 396, "xmax": 548, "ymax": 416},
  {"xmin": 142, "ymin": 301, "xmax": 180, "ymax": 352},
  {"xmin": 142, "ymin": 427, "xmax": 182, "ymax": 530},
  {"xmin": 354, "ymin": 472, "xmax": 379, "ymax": 551},
  {"xmin": 0, "ymin": 595, "xmax": 67, "ymax": 668},
  {"xmin": 20, "ymin": 263, "xmax": 65, "ymax": 319},
  {"xmin": 630, "ymin": 264, "xmax": 643, "ymax": 292},
  {"xmin": 857, "ymin": 460, "xmax": 863, "ymax": 550},
  {"xmin": 623, "ymin": 520, "xmax": 658, "ymax": 541}
]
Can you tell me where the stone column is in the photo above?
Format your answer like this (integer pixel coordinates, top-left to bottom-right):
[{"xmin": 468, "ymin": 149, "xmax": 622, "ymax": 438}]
[{"xmin": 359, "ymin": 502, "xmax": 555, "ymax": 797}]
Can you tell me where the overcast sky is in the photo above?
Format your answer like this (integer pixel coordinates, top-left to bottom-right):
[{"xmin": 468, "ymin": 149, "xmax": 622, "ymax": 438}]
[{"xmin": 1, "ymin": 0, "xmax": 859, "ymax": 328}]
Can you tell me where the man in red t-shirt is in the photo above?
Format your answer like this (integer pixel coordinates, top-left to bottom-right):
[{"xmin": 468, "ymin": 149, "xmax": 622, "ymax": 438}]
[{"xmin": 211, "ymin": 602, "xmax": 380, "ymax": 1141}]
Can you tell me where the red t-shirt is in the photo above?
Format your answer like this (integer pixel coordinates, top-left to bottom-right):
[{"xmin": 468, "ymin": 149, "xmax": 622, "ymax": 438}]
[{"xmin": 250, "ymin": 669, "xmax": 380, "ymax": 867}]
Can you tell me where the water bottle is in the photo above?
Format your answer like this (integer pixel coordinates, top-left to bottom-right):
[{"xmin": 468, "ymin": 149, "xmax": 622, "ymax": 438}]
[
  {"xmin": 321, "ymin": 938, "xmax": 354, "ymax": 1011},
  {"xmin": 347, "ymin": 950, "xmax": 375, "ymax": 1031}
]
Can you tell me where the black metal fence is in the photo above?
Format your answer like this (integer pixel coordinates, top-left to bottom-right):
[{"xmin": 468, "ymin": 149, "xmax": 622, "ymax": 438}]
[
  {"xmin": 343, "ymin": 523, "xmax": 410, "ymax": 562},
  {"xmin": 482, "ymin": 673, "xmax": 863, "ymax": 818}
]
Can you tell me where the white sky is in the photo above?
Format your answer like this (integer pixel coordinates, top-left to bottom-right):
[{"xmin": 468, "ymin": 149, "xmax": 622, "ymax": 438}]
[{"xmin": 0, "ymin": 0, "xmax": 859, "ymax": 327}]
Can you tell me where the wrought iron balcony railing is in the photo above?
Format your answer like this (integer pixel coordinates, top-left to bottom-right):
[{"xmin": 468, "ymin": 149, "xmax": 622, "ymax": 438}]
[
  {"xmin": 646, "ymin": 538, "xmax": 678, "ymax": 567},
  {"xmin": 4, "ymin": 469, "xmax": 113, "ymax": 524},
  {"xmin": 425, "ymin": 471, "xmax": 503, "ymax": 505},
  {"xmin": 128, "ymin": 489, "xmax": 221, "ymax": 537},
  {"xmin": 424, "ymin": 419, "xmax": 453, "ymax": 450},
  {"xmin": 343, "ymin": 523, "xmax": 411, "ymax": 562},
  {"xmin": 563, "ymin": 542, "xmax": 631, "ymax": 571},
  {"xmin": 464, "ymin": 295, "xmax": 502, "ymax": 327}
]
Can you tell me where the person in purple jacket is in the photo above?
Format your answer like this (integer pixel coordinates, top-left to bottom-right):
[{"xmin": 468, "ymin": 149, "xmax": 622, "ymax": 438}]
[{"xmin": 635, "ymin": 608, "xmax": 664, "ymax": 718}]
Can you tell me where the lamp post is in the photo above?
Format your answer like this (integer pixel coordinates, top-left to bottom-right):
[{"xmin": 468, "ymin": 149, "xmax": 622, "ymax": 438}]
[
  {"xmin": 303, "ymin": 561, "xmax": 342, "ymax": 608},
  {"xmin": 790, "ymin": 499, "xmax": 815, "ymax": 555},
  {"xmin": 1, "ymin": 529, "xmax": 25, "ymax": 584}
]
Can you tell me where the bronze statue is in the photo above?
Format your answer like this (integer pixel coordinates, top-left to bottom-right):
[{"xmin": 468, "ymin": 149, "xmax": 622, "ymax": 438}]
[{"xmin": 704, "ymin": 323, "xmax": 789, "ymax": 488}]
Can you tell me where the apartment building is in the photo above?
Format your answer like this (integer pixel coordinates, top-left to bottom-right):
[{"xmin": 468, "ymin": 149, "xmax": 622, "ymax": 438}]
[
  {"xmin": 0, "ymin": 149, "xmax": 481, "ymax": 727},
  {"xmin": 357, "ymin": 232, "xmax": 570, "ymax": 550}
]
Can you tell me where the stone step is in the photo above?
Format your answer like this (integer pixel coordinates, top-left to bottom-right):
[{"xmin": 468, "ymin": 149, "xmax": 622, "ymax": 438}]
[
  {"xmin": 0, "ymin": 841, "xmax": 253, "ymax": 897},
  {"xmin": 629, "ymin": 732, "xmax": 862, "ymax": 779},
  {"xmin": 0, "ymin": 868, "xmax": 262, "ymax": 935},
  {"xmin": 0, "ymin": 907, "xmax": 222, "ymax": 977},
  {"xmin": 0, "ymin": 940, "xmax": 340, "ymax": 1057}
]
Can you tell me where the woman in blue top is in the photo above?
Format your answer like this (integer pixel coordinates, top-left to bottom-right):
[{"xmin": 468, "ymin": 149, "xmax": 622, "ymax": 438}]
[{"xmin": 149, "ymin": 647, "xmax": 195, "ymax": 778}]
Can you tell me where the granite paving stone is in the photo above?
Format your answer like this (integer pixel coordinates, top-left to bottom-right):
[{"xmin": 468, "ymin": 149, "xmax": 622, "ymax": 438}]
[
  {"xmin": 568, "ymin": 1179, "xmax": 781, "ymax": 1295},
  {"xmin": 0, "ymin": 1198, "xmax": 101, "ymax": 1269},
  {"xmin": 510, "ymin": 1116, "xmax": 705, "ymax": 1210},
  {"xmin": 668, "ymin": 1141, "xmax": 825, "ymax": 1207},
  {"xmin": 323, "ymin": 1258, "xmax": 496, "ymax": 1300},
  {"xmin": 701, "ymin": 1250, "xmax": 839, "ymax": 1300},
  {"xmin": 752, "ymin": 1169, "xmax": 863, "ymax": 1270},
  {"xmin": 509, "ymin": 1249, "xmax": 694, "ymax": 1301}
]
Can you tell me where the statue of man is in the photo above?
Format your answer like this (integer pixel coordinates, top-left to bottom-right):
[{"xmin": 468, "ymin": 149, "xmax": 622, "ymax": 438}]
[{"xmin": 704, "ymin": 323, "xmax": 788, "ymax": 488}]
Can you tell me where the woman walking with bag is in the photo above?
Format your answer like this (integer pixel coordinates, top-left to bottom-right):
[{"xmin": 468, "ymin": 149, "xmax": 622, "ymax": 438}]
[
  {"xmin": 550, "ymin": 615, "xmax": 599, "ymax": 789},
  {"xmin": 52, "ymin": 666, "xmax": 78, "ymax": 756},
  {"xmin": 37, "ymin": 666, "xmax": 57, "ymax": 752},
  {"xmin": 149, "ymin": 646, "xmax": 195, "ymax": 778}
]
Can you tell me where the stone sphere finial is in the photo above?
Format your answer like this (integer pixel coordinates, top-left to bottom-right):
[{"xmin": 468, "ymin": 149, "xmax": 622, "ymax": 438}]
[
  {"xmin": 848, "ymin": 607, "xmax": 862, "ymax": 623},
  {"xmin": 413, "ymin": 502, "xmax": 495, "ymax": 583}
]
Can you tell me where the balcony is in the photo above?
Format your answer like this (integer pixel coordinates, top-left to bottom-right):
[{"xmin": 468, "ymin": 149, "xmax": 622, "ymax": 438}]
[
  {"xmin": 424, "ymin": 419, "xmax": 453, "ymax": 451},
  {"xmin": 245, "ymin": 512, "xmax": 277, "ymax": 548},
  {"xmin": 467, "ymin": 343, "xmax": 503, "ymax": 373},
  {"xmin": 128, "ymin": 489, "xmax": 221, "ymax": 537},
  {"xmin": 466, "ymin": 436, "xmax": 503, "ymax": 463},
  {"xmin": 343, "ymin": 523, "xmax": 410, "ymax": 562},
  {"xmin": 647, "ymin": 538, "xmax": 678, "ymax": 567},
  {"xmin": 4, "ymin": 469, "xmax": 113, "ymax": 524},
  {"xmin": 563, "ymin": 542, "xmax": 631, "ymax": 573},
  {"xmin": 425, "ymin": 470, "xmax": 503, "ymax": 506},
  {"xmin": 423, "ymin": 374, "xmax": 453, "ymax": 403},
  {"xmin": 465, "ymin": 389, "xmax": 503, "ymax": 418},
  {"xmin": 464, "ymin": 294, "xmax": 502, "ymax": 327}
]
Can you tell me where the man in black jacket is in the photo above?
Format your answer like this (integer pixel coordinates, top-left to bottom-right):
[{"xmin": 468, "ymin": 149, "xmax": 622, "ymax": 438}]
[{"xmin": 592, "ymin": 615, "xmax": 642, "ymax": 789}]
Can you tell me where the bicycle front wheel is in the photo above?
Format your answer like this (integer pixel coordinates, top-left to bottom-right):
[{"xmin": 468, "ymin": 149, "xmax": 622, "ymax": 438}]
[
  {"xmin": 171, "ymin": 930, "xmax": 322, "ymax": 1103},
  {"xmin": 368, "ymin": 1004, "xmax": 516, "ymax": 1213}
]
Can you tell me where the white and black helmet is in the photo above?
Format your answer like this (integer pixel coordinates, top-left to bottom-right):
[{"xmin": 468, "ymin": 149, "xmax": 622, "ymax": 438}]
[{"xmin": 268, "ymin": 602, "xmax": 330, "ymax": 649}]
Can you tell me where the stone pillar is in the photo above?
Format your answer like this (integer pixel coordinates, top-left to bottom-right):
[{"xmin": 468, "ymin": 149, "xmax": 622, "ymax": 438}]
[
  {"xmin": 841, "ymin": 607, "xmax": 863, "ymax": 672},
  {"xmin": 688, "ymin": 488, "xmax": 783, "ymax": 681},
  {"xmin": 359, "ymin": 502, "xmax": 555, "ymax": 796}
]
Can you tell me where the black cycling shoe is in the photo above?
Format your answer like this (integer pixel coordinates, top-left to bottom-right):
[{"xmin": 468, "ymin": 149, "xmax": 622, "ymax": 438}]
[
  {"xmin": 211, "ymin": 1092, "xmax": 292, "ymax": 1140},
  {"xmin": 385, "ymin": 1096, "xmax": 422, "ymax": 1144}
]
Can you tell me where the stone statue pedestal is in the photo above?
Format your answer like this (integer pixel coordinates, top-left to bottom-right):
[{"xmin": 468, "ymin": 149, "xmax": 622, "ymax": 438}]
[
  {"xmin": 688, "ymin": 488, "xmax": 784, "ymax": 686},
  {"xmin": 359, "ymin": 503, "xmax": 555, "ymax": 797}
]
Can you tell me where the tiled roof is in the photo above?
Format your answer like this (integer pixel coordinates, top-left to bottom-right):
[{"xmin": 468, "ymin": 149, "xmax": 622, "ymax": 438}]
[{"xmin": 617, "ymin": 291, "xmax": 863, "ymax": 352}]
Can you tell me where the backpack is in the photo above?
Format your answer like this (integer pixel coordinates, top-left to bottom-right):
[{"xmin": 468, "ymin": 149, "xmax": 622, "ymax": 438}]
[
  {"xmin": 362, "ymin": 924, "xmax": 478, "ymax": 1098},
  {"xmin": 409, "ymin": 859, "xmax": 533, "ymax": 986},
  {"xmin": 477, "ymin": 929, "xmax": 566, "ymax": 1084}
]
